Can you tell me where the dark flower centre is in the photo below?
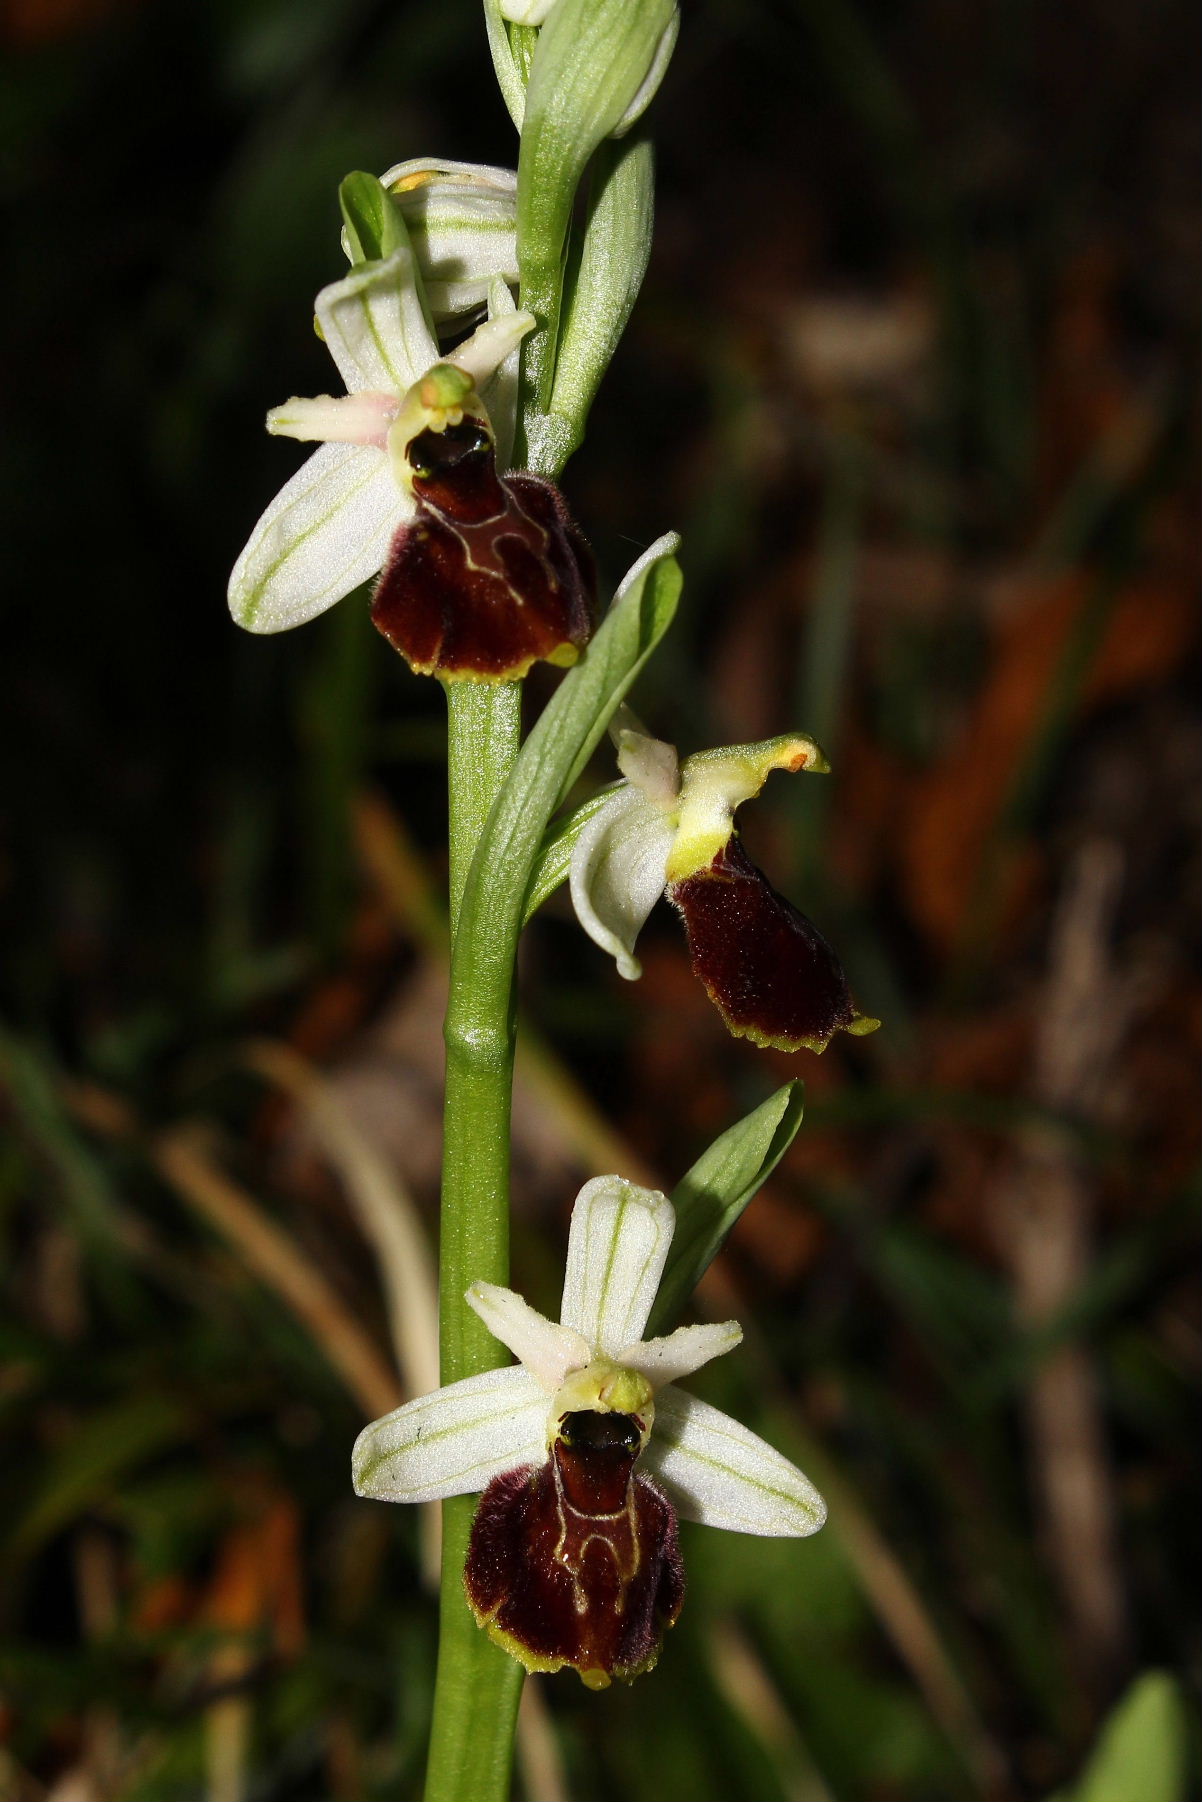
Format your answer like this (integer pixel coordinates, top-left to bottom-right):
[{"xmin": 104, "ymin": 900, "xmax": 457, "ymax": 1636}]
[{"xmin": 554, "ymin": 1409, "xmax": 643, "ymax": 1516}]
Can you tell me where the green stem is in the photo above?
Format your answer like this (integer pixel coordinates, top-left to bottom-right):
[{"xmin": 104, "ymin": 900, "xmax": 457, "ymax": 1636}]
[
  {"xmin": 424, "ymin": 680, "xmax": 525, "ymax": 1802},
  {"xmin": 444, "ymin": 682, "xmax": 523, "ymax": 930}
]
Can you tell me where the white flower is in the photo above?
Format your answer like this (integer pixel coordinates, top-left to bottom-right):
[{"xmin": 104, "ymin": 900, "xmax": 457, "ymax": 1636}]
[
  {"xmin": 352, "ymin": 1174, "xmax": 826, "ymax": 1540},
  {"xmin": 227, "ymin": 248, "xmax": 534, "ymax": 637},
  {"xmin": 569, "ymin": 711, "xmax": 827, "ymax": 982},
  {"xmin": 566, "ymin": 713, "xmax": 880, "ymax": 1053}
]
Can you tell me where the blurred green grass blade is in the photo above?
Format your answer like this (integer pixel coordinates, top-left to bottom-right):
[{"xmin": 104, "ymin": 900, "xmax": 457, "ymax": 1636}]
[
  {"xmin": 297, "ymin": 596, "xmax": 377, "ymax": 955},
  {"xmin": 649, "ymin": 1082, "xmax": 805, "ymax": 1333},
  {"xmin": 0, "ymin": 1026, "xmax": 123, "ymax": 1253},
  {"xmin": 1050, "ymin": 1672, "xmax": 1191, "ymax": 1802},
  {"xmin": 4, "ymin": 1392, "xmax": 190, "ymax": 1565}
]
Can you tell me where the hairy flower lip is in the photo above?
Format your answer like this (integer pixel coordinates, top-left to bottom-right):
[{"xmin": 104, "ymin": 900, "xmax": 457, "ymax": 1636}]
[
  {"xmin": 668, "ymin": 836, "xmax": 881, "ymax": 1054},
  {"xmin": 463, "ymin": 1438, "xmax": 683, "ymax": 1687},
  {"xmin": 368, "ymin": 444, "xmax": 595, "ymax": 682}
]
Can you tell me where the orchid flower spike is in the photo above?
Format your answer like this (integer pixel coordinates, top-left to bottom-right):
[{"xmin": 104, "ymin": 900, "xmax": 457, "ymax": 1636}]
[
  {"xmin": 228, "ymin": 235, "xmax": 593, "ymax": 679},
  {"xmin": 353, "ymin": 1176, "xmax": 825, "ymax": 1688},
  {"xmin": 570, "ymin": 712, "xmax": 881, "ymax": 1053}
]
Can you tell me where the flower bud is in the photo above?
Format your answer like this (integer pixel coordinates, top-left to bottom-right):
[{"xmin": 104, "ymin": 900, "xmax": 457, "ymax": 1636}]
[
  {"xmin": 516, "ymin": 0, "xmax": 678, "ymax": 463},
  {"xmin": 375, "ymin": 158, "xmax": 518, "ymax": 325}
]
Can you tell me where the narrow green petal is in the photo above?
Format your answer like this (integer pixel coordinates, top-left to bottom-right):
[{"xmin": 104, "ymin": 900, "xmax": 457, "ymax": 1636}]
[
  {"xmin": 618, "ymin": 1321, "xmax": 742, "ymax": 1388},
  {"xmin": 668, "ymin": 732, "xmax": 827, "ymax": 882},
  {"xmin": 466, "ymin": 1280, "xmax": 591, "ymax": 1392}
]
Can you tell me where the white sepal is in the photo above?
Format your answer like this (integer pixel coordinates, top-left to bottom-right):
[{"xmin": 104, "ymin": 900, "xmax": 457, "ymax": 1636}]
[
  {"xmin": 617, "ymin": 1321, "xmax": 743, "ymax": 1389},
  {"xmin": 614, "ymin": 717, "xmax": 680, "ymax": 808},
  {"xmin": 466, "ymin": 1281, "xmax": 591, "ymax": 1392},
  {"xmin": 351, "ymin": 1365, "xmax": 545, "ymax": 1503},
  {"xmin": 227, "ymin": 442, "xmax": 409, "ymax": 635},
  {"xmin": 315, "ymin": 248, "xmax": 439, "ymax": 397},
  {"xmin": 645, "ymin": 1387, "xmax": 827, "ymax": 1537},
  {"xmin": 568, "ymin": 785, "xmax": 674, "ymax": 981},
  {"xmin": 560, "ymin": 1176, "xmax": 675, "ymax": 1356}
]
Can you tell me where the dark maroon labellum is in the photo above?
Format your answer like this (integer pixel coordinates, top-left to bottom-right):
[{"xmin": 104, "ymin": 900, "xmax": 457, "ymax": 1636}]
[
  {"xmin": 371, "ymin": 418, "xmax": 594, "ymax": 680},
  {"xmin": 668, "ymin": 835, "xmax": 878, "ymax": 1053},
  {"xmin": 464, "ymin": 1410, "xmax": 684, "ymax": 1688}
]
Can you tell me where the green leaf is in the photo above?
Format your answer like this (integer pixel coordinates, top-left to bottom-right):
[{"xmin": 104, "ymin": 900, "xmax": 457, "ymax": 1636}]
[
  {"xmin": 339, "ymin": 170, "xmax": 405, "ymax": 267},
  {"xmin": 451, "ymin": 536, "xmax": 681, "ymax": 1006},
  {"xmin": 649, "ymin": 1082, "xmax": 806, "ymax": 1332},
  {"xmin": 521, "ymin": 784, "xmax": 621, "ymax": 925},
  {"xmin": 1051, "ymin": 1673, "xmax": 1190, "ymax": 1802}
]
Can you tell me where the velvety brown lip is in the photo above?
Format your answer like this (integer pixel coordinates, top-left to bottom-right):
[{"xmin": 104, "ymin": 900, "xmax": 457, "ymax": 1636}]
[
  {"xmin": 667, "ymin": 836, "xmax": 878, "ymax": 1053},
  {"xmin": 371, "ymin": 418, "xmax": 594, "ymax": 680},
  {"xmin": 464, "ymin": 1410, "xmax": 684, "ymax": 1687}
]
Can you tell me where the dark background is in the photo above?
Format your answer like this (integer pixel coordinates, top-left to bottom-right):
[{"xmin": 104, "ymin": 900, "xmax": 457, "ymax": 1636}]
[{"xmin": 1, "ymin": 0, "xmax": 1198, "ymax": 1797}]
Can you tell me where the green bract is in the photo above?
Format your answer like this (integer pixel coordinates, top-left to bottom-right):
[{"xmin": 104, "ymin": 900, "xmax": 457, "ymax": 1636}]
[
  {"xmin": 653, "ymin": 1083, "xmax": 806, "ymax": 1334},
  {"xmin": 530, "ymin": 134, "xmax": 655, "ymax": 475},
  {"xmin": 516, "ymin": 0, "xmax": 678, "ymax": 467}
]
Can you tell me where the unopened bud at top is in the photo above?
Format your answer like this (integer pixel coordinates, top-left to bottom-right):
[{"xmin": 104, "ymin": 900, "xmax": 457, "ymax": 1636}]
[{"xmin": 341, "ymin": 159, "xmax": 519, "ymax": 327}]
